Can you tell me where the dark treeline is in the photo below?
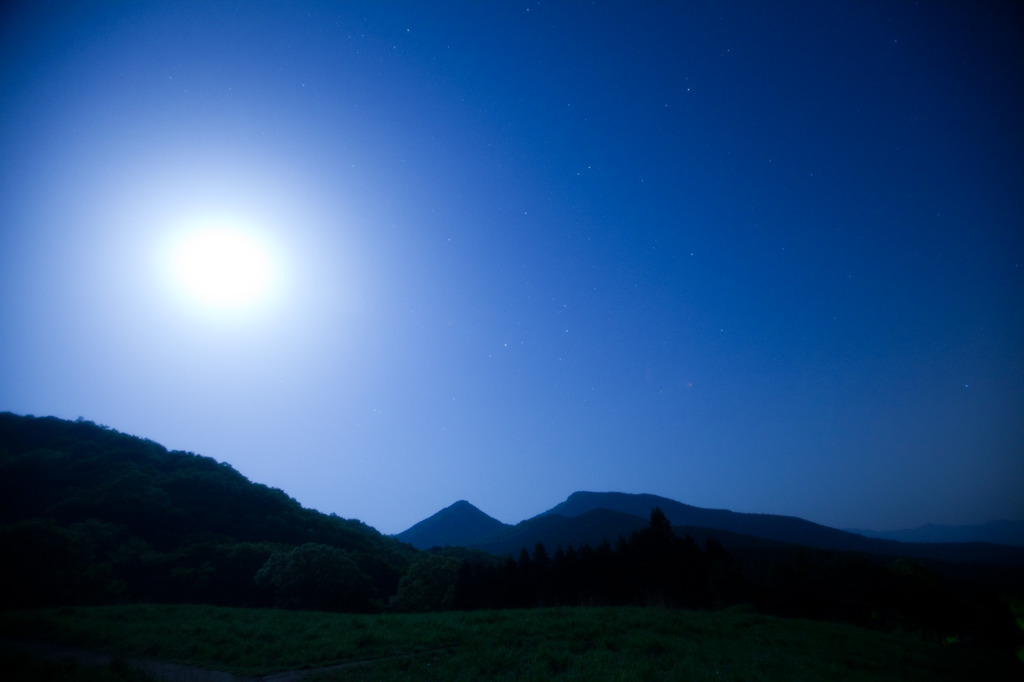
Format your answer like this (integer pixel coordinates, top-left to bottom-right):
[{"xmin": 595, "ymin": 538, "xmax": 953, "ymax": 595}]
[
  {"xmin": 450, "ymin": 508, "xmax": 740, "ymax": 611},
  {"xmin": 426, "ymin": 509, "xmax": 1021, "ymax": 655},
  {"xmin": 0, "ymin": 413, "xmax": 414, "ymax": 612}
]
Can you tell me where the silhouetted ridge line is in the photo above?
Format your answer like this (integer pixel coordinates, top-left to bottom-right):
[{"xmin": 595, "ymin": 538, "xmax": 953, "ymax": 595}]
[{"xmin": 398, "ymin": 490, "xmax": 1024, "ymax": 567}]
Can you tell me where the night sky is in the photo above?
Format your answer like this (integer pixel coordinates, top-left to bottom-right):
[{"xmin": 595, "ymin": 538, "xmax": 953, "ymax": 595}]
[{"xmin": 2, "ymin": 2, "xmax": 1022, "ymax": 535}]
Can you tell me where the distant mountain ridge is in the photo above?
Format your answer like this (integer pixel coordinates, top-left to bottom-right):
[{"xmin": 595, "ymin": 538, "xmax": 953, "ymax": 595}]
[
  {"xmin": 542, "ymin": 492, "xmax": 871, "ymax": 550},
  {"xmin": 845, "ymin": 520, "xmax": 1024, "ymax": 547},
  {"xmin": 396, "ymin": 490, "xmax": 1024, "ymax": 567}
]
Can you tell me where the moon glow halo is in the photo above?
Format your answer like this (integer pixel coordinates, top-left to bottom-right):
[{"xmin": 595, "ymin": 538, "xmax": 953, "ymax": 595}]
[{"xmin": 168, "ymin": 225, "xmax": 278, "ymax": 314}]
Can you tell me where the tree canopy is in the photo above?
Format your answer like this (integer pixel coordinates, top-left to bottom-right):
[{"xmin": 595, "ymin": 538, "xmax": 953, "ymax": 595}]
[{"xmin": 0, "ymin": 412, "xmax": 413, "ymax": 610}]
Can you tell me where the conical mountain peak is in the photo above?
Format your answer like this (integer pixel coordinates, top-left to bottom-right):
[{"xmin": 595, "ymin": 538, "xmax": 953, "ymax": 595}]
[{"xmin": 395, "ymin": 499, "xmax": 509, "ymax": 550}]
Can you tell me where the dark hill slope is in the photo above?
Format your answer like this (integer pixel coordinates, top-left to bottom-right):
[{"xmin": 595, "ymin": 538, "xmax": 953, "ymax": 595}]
[
  {"xmin": 0, "ymin": 413, "xmax": 394, "ymax": 551},
  {"xmin": 544, "ymin": 492, "xmax": 879, "ymax": 552},
  {"xmin": 0, "ymin": 412, "xmax": 415, "ymax": 609},
  {"xmin": 474, "ymin": 508, "xmax": 651, "ymax": 556},
  {"xmin": 543, "ymin": 491, "xmax": 1024, "ymax": 567},
  {"xmin": 395, "ymin": 500, "xmax": 510, "ymax": 550}
]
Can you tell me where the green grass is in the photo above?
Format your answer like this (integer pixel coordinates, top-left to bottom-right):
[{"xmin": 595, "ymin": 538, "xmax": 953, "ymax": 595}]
[{"xmin": 0, "ymin": 604, "xmax": 1016, "ymax": 681}]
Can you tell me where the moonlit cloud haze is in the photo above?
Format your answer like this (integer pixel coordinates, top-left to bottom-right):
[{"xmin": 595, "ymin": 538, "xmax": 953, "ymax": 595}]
[{"xmin": 2, "ymin": 1, "xmax": 1022, "ymax": 534}]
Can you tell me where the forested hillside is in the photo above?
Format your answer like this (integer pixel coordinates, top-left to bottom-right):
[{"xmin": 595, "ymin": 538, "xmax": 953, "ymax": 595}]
[{"xmin": 0, "ymin": 412, "xmax": 415, "ymax": 610}]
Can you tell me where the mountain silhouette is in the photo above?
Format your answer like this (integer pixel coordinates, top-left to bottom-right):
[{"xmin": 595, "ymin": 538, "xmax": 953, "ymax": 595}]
[
  {"xmin": 473, "ymin": 508, "xmax": 650, "ymax": 555},
  {"xmin": 540, "ymin": 491, "xmax": 884, "ymax": 552},
  {"xmin": 398, "ymin": 490, "xmax": 1024, "ymax": 567},
  {"xmin": 395, "ymin": 500, "xmax": 510, "ymax": 550},
  {"xmin": 545, "ymin": 492, "xmax": 1024, "ymax": 564}
]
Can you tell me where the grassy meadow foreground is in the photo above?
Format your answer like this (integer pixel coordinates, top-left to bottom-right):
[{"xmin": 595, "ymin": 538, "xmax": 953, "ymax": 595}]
[{"xmin": 1, "ymin": 603, "xmax": 1016, "ymax": 681}]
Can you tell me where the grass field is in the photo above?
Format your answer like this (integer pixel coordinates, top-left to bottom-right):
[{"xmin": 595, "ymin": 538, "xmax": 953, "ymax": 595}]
[{"xmin": 0, "ymin": 603, "xmax": 1017, "ymax": 681}]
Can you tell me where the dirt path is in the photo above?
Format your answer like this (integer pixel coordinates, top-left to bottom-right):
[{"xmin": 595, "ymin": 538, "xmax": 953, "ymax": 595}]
[{"xmin": 1, "ymin": 636, "xmax": 421, "ymax": 682}]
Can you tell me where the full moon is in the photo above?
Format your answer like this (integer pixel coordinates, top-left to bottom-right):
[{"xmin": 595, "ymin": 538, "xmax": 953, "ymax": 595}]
[{"xmin": 169, "ymin": 227, "xmax": 277, "ymax": 312}]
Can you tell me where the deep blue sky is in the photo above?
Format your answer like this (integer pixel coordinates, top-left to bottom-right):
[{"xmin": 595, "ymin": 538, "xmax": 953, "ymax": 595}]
[{"xmin": 2, "ymin": 1, "xmax": 1022, "ymax": 534}]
